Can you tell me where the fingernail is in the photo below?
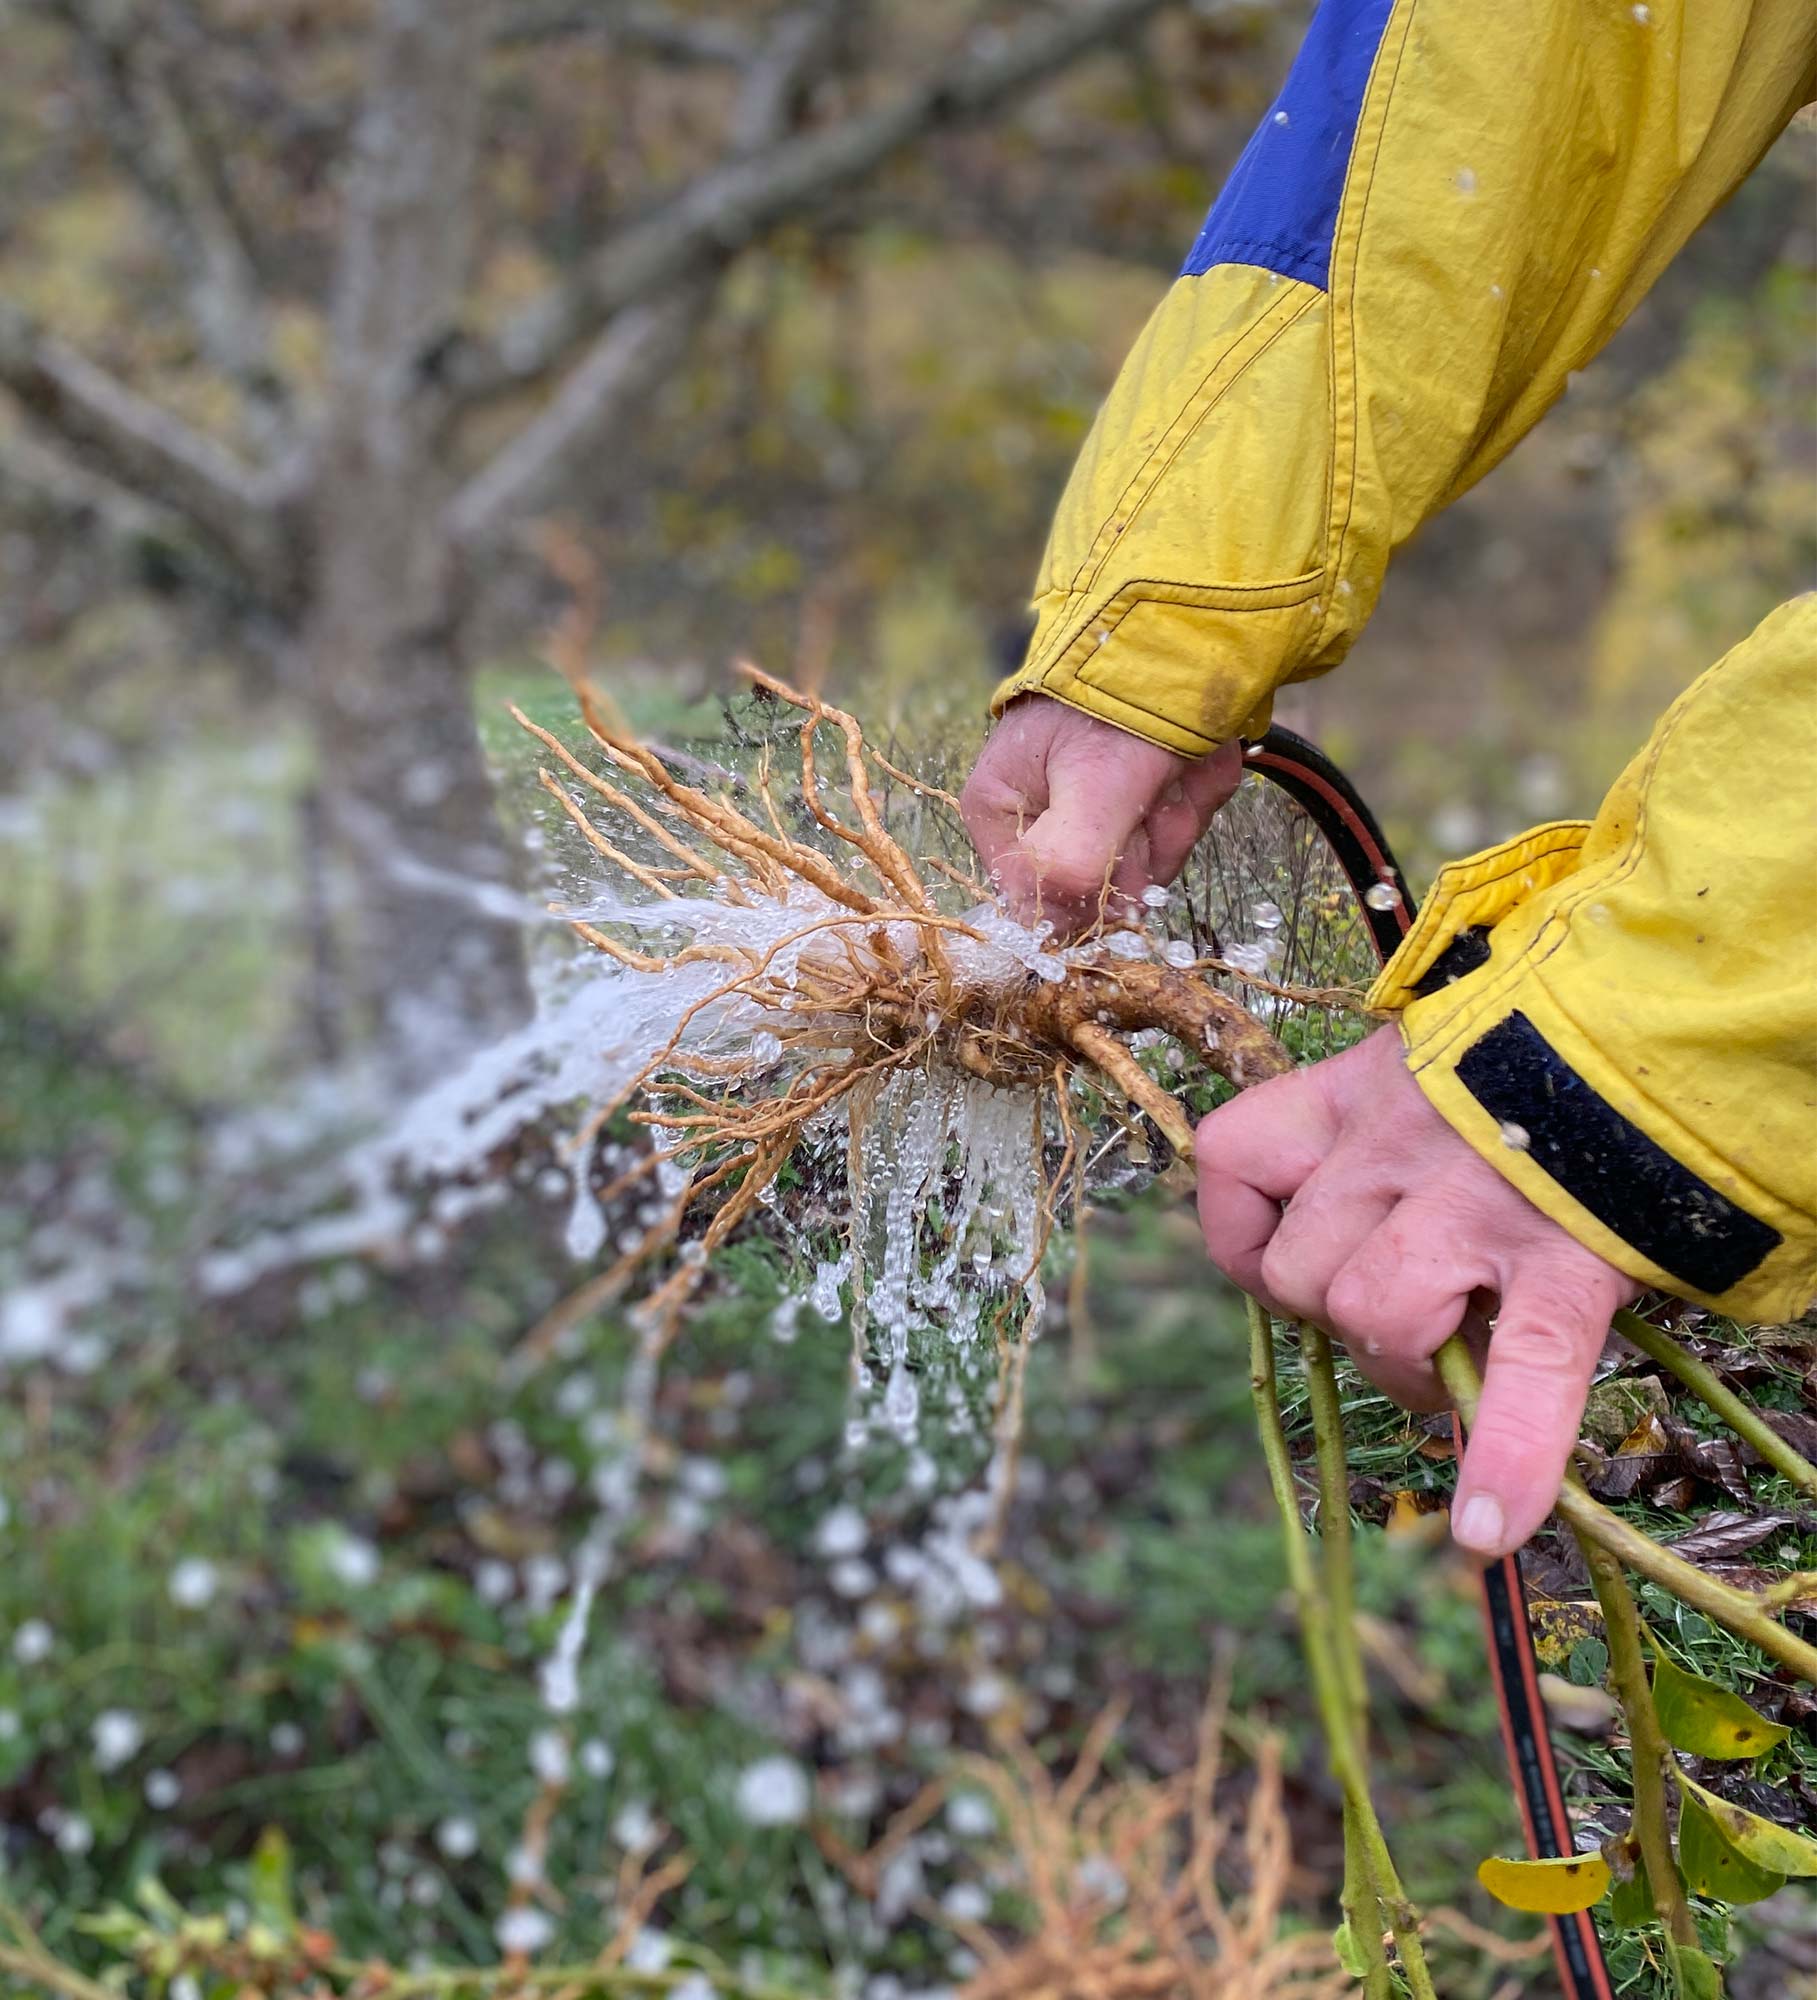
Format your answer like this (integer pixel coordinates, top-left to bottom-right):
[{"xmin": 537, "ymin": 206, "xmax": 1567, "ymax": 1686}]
[{"xmin": 1453, "ymin": 1494, "xmax": 1504, "ymax": 1554}]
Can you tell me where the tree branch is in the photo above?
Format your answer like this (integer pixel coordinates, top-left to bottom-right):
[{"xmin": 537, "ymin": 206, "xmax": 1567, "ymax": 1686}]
[
  {"xmin": 459, "ymin": 0, "xmax": 1199, "ymax": 404},
  {"xmin": 726, "ymin": 0, "xmax": 852, "ymax": 156},
  {"xmin": 445, "ymin": 283, "xmax": 712, "ymax": 545},
  {"xmin": 495, "ymin": 1, "xmax": 754, "ymax": 66},
  {"xmin": 448, "ymin": 0, "xmax": 847, "ymax": 543},
  {"xmin": 32, "ymin": 0, "xmax": 278, "ymax": 415},
  {"xmin": 0, "ymin": 304, "xmax": 284, "ymax": 584}
]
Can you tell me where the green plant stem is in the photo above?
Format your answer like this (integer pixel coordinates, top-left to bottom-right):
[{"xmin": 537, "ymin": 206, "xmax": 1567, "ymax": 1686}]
[
  {"xmin": 1613, "ymin": 1308, "xmax": 1817, "ymax": 1502},
  {"xmin": 1301, "ymin": 1321, "xmax": 1367, "ymax": 1735},
  {"xmin": 1302, "ymin": 1323, "xmax": 1394, "ymax": 1997},
  {"xmin": 1341, "ymin": 1799, "xmax": 1398, "ymax": 2000},
  {"xmin": 1247, "ymin": 1297, "xmax": 1437, "ymax": 2000},
  {"xmin": 0, "ymin": 1932, "xmax": 115, "ymax": 2000},
  {"xmin": 1433, "ymin": 1337, "xmax": 1817, "ymax": 1684},
  {"xmin": 1577, "ymin": 1534, "xmax": 1698, "ymax": 1953}
]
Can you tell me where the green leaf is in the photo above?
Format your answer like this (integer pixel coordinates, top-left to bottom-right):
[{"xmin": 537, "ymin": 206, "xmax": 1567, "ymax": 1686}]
[
  {"xmin": 1606, "ymin": 1866, "xmax": 1658, "ymax": 1931},
  {"xmin": 1331, "ymin": 1919, "xmax": 1370, "ymax": 1977},
  {"xmin": 248, "ymin": 1824, "xmax": 295, "ymax": 1930},
  {"xmin": 1665, "ymin": 1940, "xmax": 1724, "ymax": 2000},
  {"xmin": 1476, "ymin": 1851, "xmax": 1611, "ymax": 1913},
  {"xmin": 1678, "ymin": 1787, "xmax": 1786, "ymax": 1904},
  {"xmin": 133, "ymin": 1875, "xmax": 187, "ymax": 1927},
  {"xmin": 73, "ymin": 1905, "xmax": 151, "ymax": 1948},
  {"xmin": 1566, "ymin": 1636, "xmax": 1610, "ymax": 1687},
  {"xmin": 1676, "ymin": 1772, "xmax": 1817, "ymax": 1877},
  {"xmin": 1652, "ymin": 1653, "xmax": 1791, "ymax": 1761}
]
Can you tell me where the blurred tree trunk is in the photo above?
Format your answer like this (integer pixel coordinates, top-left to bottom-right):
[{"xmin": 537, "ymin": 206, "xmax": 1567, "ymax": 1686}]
[
  {"xmin": 302, "ymin": 0, "xmax": 528, "ymax": 1089},
  {"xmin": 1, "ymin": 0, "xmax": 1191, "ymax": 1090}
]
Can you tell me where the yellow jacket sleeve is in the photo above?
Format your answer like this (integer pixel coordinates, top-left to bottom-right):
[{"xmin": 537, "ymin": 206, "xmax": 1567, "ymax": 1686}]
[
  {"xmin": 1366, "ymin": 597, "xmax": 1817, "ymax": 1321},
  {"xmin": 993, "ymin": 0, "xmax": 1816, "ymax": 756}
]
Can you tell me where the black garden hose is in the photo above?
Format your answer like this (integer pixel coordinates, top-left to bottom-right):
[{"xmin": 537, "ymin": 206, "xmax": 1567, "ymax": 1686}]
[{"xmin": 1248, "ymin": 723, "xmax": 1613, "ymax": 2000}]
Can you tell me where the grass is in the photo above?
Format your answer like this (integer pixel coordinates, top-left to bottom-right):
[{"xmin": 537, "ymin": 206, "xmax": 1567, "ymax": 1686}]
[
  {"xmin": 3, "ymin": 791, "xmax": 1813, "ymax": 1994},
  {"xmin": 2, "ymin": 969, "xmax": 1561, "ymax": 1990}
]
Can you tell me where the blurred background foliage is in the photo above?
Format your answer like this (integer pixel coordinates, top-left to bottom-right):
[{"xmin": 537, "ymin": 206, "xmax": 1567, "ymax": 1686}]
[
  {"xmin": 0, "ymin": 2, "xmax": 1813, "ymax": 1992},
  {"xmin": 3, "ymin": 0, "xmax": 1804, "ymax": 1095}
]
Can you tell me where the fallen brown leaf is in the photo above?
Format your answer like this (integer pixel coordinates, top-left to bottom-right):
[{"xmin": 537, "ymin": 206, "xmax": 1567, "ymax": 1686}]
[{"xmin": 1665, "ymin": 1509, "xmax": 1800, "ymax": 1564}]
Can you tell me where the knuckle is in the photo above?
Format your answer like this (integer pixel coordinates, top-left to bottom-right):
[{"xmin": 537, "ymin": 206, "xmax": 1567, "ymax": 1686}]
[
  {"xmin": 1033, "ymin": 860, "xmax": 1105, "ymax": 906},
  {"xmin": 1323, "ymin": 1264, "xmax": 1392, "ymax": 1338},
  {"xmin": 1489, "ymin": 1311, "xmax": 1597, "ymax": 1385},
  {"xmin": 1192, "ymin": 1096, "xmax": 1260, "ymax": 1176},
  {"xmin": 1193, "ymin": 1110, "xmax": 1229, "ymax": 1172},
  {"xmin": 1258, "ymin": 1237, "xmax": 1318, "ymax": 1320}
]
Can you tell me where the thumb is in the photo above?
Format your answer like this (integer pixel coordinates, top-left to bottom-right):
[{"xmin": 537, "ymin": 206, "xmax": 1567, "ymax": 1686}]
[{"xmin": 1451, "ymin": 1265, "xmax": 1626, "ymax": 1559}]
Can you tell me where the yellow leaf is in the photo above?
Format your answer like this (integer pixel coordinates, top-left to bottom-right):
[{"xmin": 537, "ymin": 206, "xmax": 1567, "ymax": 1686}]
[
  {"xmin": 1616, "ymin": 1409, "xmax": 1671, "ymax": 1457},
  {"xmin": 1385, "ymin": 1488, "xmax": 1446, "ymax": 1539},
  {"xmin": 1652, "ymin": 1653, "xmax": 1791, "ymax": 1760},
  {"xmin": 1676, "ymin": 1772, "xmax": 1817, "ymax": 1878},
  {"xmin": 1677, "ymin": 1787, "xmax": 1786, "ymax": 1904},
  {"xmin": 1527, "ymin": 1597, "xmax": 1602, "ymax": 1670},
  {"xmin": 1476, "ymin": 1852, "xmax": 1611, "ymax": 1913}
]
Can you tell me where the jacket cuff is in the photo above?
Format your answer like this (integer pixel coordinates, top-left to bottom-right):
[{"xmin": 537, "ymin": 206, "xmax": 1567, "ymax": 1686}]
[
  {"xmin": 1370, "ymin": 854, "xmax": 1815, "ymax": 1323},
  {"xmin": 990, "ymin": 586, "xmax": 1299, "ymax": 757},
  {"xmin": 1366, "ymin": 822, "xmax": 1591, "ymax": 1010}
]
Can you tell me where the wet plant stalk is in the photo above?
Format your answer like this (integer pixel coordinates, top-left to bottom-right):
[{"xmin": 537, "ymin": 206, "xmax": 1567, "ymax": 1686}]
[
  {"xmin": 1612, "ymin": 1308, "xmax": 1817, "ymax": 1502},
  {"xmin": 1433, "ymin": 1337, "xmax": 1817, "ymax": 1685},
  {"xmin": 1299, "ymin": 1324, "xmax": 1399, "ymax": 1988},
  {"xmin": 1247, "ymin": 1297, "xmax": 1437, "ymax": 2000},
  {"xmin": 1304, "ymin": 1323, "xmax": 1397, "ymax": 1997},
  {"xmin": 1576, "ymin": 1535, "xmax": 1698, "ymax": 1952},
  {"xmin": 1301, "ymin": 1323, "xmax": 1367, "ymax": 1734}
]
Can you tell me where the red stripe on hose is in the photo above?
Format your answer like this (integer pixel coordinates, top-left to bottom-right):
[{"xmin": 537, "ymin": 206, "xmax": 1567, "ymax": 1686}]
[{"xmin": 1246, "ymin": 748, "xmax": 1399, "ymax": 890}]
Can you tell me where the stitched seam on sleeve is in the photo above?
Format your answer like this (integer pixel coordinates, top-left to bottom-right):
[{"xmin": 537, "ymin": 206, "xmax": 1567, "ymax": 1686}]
[
  {"xmin": 1319, "ymin": 0, "xmax": 1418, "ymax": 654},
  {"xmin": 1020, "ymin": 567, "xmax": 1326, "ymax": 686},
  {"xmin": 1068, "ymin": 289, "xmax": 1317, "ymax": 597},
  {"xmin": 1380, "ymin": 827, "xmax": 1591, "ymax": 989}
]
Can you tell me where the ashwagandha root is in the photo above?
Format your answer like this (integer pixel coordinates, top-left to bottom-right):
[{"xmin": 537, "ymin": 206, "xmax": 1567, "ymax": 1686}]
[{"xmin": 511, "ymin": 664, "xmax": 1293, "ymax": 1350}]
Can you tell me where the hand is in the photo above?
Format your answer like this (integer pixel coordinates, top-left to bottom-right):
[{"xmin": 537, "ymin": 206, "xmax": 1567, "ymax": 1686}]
[
  {"xmin": 1194, "ymin": 1026, "xmax": 1639, "ymax": 1560},
  {"xmin": 960, "ymin": 695, "xmax": 1241, "ymax": 936}
]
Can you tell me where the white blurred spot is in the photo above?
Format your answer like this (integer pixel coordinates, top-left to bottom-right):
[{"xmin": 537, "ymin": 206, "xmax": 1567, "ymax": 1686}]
[
  {"xmin": 91, "ymin": 1709, "xmax": 143, "ymax": 1771},
  {"xmin": 495, "ymin": 1906, "xmax": 555, "ymax": 1954},
  {"xmin": 736, "ymin": 1754, "xmax": 813, "ymax": 1827},
  {"xmin": 168, "ymin": 1557, "xmax": 220, "ymax": 1610}
]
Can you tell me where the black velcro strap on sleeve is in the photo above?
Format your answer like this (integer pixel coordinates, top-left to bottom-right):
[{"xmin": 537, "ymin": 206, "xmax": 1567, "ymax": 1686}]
[
  {"xmin": 1410, "ymin": 924, "xmax": 1493, "ymax": 997},
  {"xmin": 1454, "ymin": 1011, "xmax": 1782, "ymax": 1298}
]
